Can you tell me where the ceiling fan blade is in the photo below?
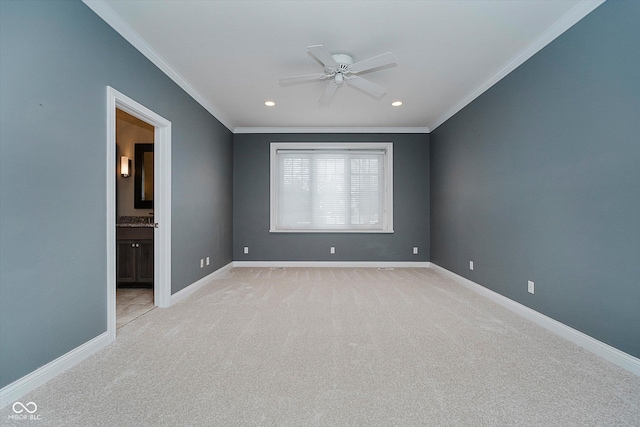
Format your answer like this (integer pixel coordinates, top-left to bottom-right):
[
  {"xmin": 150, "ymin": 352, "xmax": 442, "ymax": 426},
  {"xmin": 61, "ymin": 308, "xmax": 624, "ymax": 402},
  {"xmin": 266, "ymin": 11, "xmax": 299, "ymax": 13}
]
[
  {"xmin": 308, "ymin": 45, "xmax": 338, "ymax": 68},
  {"xmin": 345, "ymin": 75, "xmax": 386, "ymax": 98},
  {"xmin": 350, "ymin": 52, "xmax": 397, "ymax": 74},
  {"xmin": 318, "ymin": 82, "xmax": 339, "ymax": 106},
  {"xmin": 279, "ymin": 73, "xmax": 327, "ymax": 85}
]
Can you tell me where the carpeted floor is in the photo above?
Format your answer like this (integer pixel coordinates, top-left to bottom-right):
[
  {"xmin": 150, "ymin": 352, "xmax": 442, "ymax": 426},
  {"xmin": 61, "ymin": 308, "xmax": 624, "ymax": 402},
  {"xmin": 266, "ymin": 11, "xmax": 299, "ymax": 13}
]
[{"xmin": 2, "ymin": 267, "xmax": 639, "ymax": 426}]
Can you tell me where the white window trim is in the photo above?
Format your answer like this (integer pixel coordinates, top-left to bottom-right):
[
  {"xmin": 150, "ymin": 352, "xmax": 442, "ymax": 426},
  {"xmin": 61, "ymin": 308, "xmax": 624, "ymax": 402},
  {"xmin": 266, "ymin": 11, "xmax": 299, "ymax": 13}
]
[{"xmin": 270, "ymin": 142, "xmax": 393, "ymax": 233}]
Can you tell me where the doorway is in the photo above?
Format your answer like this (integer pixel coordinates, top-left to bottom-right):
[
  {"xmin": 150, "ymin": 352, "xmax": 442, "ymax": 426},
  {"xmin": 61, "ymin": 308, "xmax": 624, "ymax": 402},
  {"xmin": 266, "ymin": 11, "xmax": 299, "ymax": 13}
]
[
  {"xmin": 115, "ymin": 109, "xmax": 155, "ymax": 328},
  {"xmin": 106, "ymin": 87, "xmax": 172, "ymax": 342}
]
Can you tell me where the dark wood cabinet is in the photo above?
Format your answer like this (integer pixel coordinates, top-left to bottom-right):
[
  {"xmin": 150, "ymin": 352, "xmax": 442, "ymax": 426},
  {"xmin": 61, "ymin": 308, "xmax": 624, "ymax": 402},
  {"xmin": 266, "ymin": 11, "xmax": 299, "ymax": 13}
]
[
  {"xmin": 117, "ymin": 228, "xmax": 153, "ymax": 286},
  {"xmin": 136, "ymin": 240, "xmax": 154, "ymax": 282}
]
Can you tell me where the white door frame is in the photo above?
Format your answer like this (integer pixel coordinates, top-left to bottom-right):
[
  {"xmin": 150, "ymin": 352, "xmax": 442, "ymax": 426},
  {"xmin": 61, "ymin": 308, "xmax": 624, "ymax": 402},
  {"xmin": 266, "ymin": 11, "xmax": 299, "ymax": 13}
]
[{"xmin": 106, "ymin": 86, "xmax": 172, "ymax": 342}]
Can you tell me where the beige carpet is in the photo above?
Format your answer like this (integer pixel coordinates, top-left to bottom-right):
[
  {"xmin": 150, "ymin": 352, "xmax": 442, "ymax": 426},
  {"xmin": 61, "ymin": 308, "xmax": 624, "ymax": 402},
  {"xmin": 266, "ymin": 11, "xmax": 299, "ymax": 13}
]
[{"xmin": 3, "ymin": 267, "xmax": 639, "ymax": 426}]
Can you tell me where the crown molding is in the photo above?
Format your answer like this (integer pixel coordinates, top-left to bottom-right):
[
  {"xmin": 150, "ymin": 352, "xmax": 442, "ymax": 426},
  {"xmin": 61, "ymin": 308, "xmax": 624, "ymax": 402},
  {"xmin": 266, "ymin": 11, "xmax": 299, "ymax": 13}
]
[
  {"xmin": 82, "ymin": 0, "xmax": 235, "ymax": 132},
  {"xmin": 233, "ymin": 127, "xmax": 430, "ymax": 134},
  {"xmin": 428, "ymin": 0, "xmax": 606, "ymax": 131}
]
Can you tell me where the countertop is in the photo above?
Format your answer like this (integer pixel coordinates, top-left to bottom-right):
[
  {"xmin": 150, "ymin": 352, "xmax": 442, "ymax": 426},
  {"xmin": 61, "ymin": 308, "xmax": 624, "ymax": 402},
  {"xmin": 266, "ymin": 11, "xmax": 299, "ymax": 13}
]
[{"xmin": 117, "ymin": 216, "xmax": 155, "ymax": 228}]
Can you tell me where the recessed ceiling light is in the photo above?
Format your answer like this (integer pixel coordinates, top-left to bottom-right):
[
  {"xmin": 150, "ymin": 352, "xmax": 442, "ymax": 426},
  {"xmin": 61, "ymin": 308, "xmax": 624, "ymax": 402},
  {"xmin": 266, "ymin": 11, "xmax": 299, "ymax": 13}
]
[
  {"xmin": 391, "ymin": 101, "xmax": 403, "ymax": 107},
  {"xmin": 264, "ymin": 101, "xmax": 276, "ymax": 107}
]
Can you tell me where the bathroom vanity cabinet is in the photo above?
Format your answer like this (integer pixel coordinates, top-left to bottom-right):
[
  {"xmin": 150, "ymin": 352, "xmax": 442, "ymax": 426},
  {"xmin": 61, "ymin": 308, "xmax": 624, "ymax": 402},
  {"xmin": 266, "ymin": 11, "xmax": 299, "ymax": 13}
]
[{"xmin": 117, "ymin": 227, "xmax": 153, "ymax": 285}]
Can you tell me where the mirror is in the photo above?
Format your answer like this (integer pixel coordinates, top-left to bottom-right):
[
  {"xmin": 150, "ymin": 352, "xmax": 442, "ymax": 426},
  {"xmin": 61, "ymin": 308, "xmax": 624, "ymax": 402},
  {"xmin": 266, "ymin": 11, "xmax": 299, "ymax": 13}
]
[{"xmin": 134, "ymin": 143, "xmax": 154, "ymax": 209}]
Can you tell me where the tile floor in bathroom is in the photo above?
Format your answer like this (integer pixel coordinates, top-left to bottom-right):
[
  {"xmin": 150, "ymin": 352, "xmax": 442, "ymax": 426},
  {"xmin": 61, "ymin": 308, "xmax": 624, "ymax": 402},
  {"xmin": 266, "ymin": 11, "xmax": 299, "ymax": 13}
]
[{"xmin": 116, "ymin": 287, "xmax": 155, "ymax": 329}]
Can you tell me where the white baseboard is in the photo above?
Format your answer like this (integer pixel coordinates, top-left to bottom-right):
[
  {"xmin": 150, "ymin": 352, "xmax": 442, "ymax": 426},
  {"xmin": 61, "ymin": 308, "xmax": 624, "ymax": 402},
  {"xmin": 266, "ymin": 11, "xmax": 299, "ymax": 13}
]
[
  {"xmin": 0, "ymin": 331, "xmax": 110, "ymax": 409},
  {"xmin": 170, "ymin": 262, "xmax": 234, "ymax": 305},
  {"xmin": 430, "ymin": 263, "xmax": 640, "ymax": 376},
  {"xmin": 232, "ymin": 261, "xmax": 432, "ymax": 268}
]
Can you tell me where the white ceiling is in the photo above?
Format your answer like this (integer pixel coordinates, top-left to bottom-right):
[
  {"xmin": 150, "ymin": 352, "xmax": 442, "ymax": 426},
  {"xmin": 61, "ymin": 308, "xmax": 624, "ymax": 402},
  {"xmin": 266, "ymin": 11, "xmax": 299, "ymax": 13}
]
[{"xmin": 85, "ymin": 0, "xmax": 604, "ymax": 133}]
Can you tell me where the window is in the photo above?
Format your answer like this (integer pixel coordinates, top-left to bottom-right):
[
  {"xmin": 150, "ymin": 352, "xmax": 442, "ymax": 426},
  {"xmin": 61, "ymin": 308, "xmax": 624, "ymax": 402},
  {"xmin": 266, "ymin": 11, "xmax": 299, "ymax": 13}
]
[{"xmin": 270, "ymin": 142, "xmax": 393, "ymax": 233}]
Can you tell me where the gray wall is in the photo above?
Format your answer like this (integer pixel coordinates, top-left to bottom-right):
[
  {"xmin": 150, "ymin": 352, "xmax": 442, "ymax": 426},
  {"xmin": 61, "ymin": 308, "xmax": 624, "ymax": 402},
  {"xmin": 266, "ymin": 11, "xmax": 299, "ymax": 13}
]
[
  {"xmin": 0, "ymin": 0, "xmax": 233, "ymax": 388},
  {"xmin": 430, "ymin": 0, "xmax": 640, "ymax": 358},
  {"xmin": 233, "ymin": 133, "xmax": 430, "ymax": 262}
]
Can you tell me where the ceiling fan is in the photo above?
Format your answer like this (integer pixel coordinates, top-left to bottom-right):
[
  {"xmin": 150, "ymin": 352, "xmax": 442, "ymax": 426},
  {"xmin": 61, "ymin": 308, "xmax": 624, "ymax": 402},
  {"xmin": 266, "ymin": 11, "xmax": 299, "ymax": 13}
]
[{"xmin": 279, "ymin": 45, "xmax": 397, "ymax": 106}]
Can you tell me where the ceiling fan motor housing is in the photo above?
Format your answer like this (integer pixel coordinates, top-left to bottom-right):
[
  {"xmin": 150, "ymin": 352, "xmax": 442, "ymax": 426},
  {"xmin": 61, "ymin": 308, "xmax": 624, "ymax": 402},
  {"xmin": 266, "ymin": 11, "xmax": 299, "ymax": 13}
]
[{"xmin": 329, "ymin": 54, "xmax": 353, "ymax": 84}]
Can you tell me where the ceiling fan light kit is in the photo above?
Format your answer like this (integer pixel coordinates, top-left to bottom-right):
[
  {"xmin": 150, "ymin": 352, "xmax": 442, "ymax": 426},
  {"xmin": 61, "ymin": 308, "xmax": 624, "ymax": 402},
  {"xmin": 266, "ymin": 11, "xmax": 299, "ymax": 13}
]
[
  {"xmin": 279, "ymin": 45, "xmax": 397, "ymax": 106},
  {"xmin": 331, "ymin": 53, "xmax": 354, "ymax": 67}
]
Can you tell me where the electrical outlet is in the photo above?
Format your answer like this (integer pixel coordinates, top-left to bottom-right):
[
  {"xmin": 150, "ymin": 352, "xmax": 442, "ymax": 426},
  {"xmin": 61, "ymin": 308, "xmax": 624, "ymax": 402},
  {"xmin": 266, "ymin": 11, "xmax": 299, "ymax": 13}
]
[
  {"xmin": 470, "ymin": 261, "xmax": 474, "ymax": 271},
  {"xmin": 200, "ymin": 259, "xmax": 204, "ymax": 268},
  {"xmin": 528, "ymin": 280, "xmax": 535, "ymax": 294},
  {"xmin": 413, "ymin": 247, "xmax": 418, "ymax": 255},
  {"xmin": 330, "ymin": 246, "xmax": 335, "ymax": 254},
  {"xmin": 243, "ymin": 246, "xmax": 249, "ymax": 254},
  {"xmin": 206, "ymin": 257, "xmax": 210, "ymax": 266}
]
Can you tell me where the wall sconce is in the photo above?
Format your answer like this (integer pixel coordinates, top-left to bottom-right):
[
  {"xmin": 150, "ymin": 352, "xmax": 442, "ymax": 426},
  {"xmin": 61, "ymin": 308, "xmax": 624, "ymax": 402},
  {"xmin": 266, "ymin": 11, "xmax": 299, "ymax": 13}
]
[{"xmin": 120, "ymin": 155, "xmax": 131, "ymax": 178}]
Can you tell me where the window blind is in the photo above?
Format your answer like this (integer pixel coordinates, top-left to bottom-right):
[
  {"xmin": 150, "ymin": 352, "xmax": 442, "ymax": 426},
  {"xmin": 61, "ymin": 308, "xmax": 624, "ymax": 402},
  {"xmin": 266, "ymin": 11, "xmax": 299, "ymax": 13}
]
[{"xmin": 271, "ymin": 144, "xmax": 392, "ymax": 232}]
